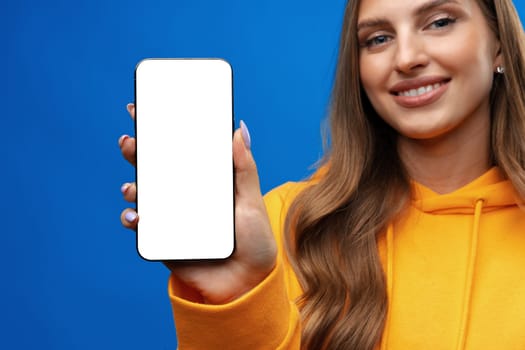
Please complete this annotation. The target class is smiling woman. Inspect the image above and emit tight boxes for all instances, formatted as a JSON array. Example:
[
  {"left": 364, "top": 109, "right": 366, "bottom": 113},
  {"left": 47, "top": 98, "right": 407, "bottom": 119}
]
[
  {"left": 119, "top": 0, "right": 525, "bottom": 349},
  {"left": 358, "top": 0, "right": 500, "bottom": 190}
]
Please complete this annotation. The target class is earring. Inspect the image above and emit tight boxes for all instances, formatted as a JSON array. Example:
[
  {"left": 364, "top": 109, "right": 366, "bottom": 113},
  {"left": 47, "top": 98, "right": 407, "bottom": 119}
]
[{"left": 496, "top": 66, "right": 505, "bottom": 74}]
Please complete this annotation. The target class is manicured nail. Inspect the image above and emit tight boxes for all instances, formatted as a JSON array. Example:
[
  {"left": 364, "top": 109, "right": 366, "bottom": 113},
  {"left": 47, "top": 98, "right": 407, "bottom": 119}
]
[
  {"left": 119, "top": 134, "right": 129, "bottom": 147},
  {"left": 121, "top": 183, "right": 130, "bottom": 194},
  {"left": 240, "top": 120, "right": 251, "bottom": 150},
  {"left": 125, "top": 211, "right": 137, "bottom": 223}
]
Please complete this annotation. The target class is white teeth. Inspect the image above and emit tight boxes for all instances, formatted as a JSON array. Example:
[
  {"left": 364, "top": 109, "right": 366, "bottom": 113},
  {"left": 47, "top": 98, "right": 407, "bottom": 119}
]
[{"left": 398, "top": 82, "right": 443, "bottom": 97}]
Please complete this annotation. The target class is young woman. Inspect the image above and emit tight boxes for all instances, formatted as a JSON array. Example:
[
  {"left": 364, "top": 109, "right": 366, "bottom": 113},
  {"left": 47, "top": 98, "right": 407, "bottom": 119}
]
[{"left": 119, "top": 0, "right": 525, "bottom": 348}]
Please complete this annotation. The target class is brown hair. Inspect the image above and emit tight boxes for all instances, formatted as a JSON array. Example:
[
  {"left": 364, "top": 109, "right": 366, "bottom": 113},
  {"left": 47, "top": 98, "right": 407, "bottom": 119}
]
[
  {"left": 482, "top": 0, "right": 525, "bottom": 199},
  {"left": 285, "top": 0, "right": 525, "bottom": 349}
]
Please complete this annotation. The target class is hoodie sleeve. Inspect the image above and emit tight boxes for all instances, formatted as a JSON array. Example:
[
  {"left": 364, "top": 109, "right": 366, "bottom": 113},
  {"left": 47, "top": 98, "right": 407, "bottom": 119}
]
[{"left": 168, "top": 182, "right": 304, "bottom": 350}]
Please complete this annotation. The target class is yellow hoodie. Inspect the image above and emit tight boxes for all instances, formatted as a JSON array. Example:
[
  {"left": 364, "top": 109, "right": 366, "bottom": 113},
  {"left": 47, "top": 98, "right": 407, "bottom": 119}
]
[{"left": 169, "top": 167, "right": 525, "bottom": 349}]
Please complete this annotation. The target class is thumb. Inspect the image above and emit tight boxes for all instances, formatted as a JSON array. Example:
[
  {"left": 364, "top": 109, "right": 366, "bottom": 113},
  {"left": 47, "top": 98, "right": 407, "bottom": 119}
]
[{"left": 233, "top": 121, "right": 262, "bottom": 199}]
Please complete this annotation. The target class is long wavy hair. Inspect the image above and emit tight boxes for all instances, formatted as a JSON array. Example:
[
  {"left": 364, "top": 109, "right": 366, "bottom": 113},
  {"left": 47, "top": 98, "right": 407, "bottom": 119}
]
[{"left": 284, "top": 0, "right": 525, "bottom": 349}]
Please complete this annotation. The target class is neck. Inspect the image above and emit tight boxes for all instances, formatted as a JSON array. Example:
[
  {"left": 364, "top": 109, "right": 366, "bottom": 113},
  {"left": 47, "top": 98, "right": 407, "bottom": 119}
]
[{"left": 398, "top": 117, "right": 492, "bottom": 194}]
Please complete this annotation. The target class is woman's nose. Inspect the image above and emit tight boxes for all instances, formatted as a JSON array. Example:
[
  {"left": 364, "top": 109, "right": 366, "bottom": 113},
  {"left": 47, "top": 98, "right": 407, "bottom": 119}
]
[{"left": 394, "top": 32, "right": 430, "bottom": 74}]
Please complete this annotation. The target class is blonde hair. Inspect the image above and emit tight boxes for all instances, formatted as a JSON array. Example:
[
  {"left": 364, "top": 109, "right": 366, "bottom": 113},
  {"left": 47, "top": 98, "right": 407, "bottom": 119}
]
[{"left": 285, "top": 0, "right": 525, "bottom": 349}]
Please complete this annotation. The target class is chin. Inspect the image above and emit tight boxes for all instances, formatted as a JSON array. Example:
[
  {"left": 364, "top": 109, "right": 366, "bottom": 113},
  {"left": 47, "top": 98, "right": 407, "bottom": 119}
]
[{"left": 394, "top": 125, "right": 452, "bottom": 141}]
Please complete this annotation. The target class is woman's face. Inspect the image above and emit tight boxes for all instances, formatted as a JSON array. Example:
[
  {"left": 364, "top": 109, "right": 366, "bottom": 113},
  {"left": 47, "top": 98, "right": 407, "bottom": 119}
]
[{"left": 358, "top": 0, "right": 501, "bottom": 140}]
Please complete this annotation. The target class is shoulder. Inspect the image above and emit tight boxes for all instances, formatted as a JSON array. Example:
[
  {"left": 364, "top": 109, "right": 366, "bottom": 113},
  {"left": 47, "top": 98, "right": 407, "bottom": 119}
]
[
  {"left": 264, "top": 181, "right": 306, "bottom": 207},
  {"left": 263, "top": 165, "right": 327, "bottom": 211},
  {"left": 263, "top": 179, "right": 316, "bottom": 216},
  {"left": 262, "top": 175, "right": 320, "bottom": 242}
]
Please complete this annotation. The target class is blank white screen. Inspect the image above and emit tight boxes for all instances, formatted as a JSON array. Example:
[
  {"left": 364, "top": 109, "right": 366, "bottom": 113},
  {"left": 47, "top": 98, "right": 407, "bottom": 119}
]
[{"left": 135, "top": 59, "right": 234, "bottom": 260}]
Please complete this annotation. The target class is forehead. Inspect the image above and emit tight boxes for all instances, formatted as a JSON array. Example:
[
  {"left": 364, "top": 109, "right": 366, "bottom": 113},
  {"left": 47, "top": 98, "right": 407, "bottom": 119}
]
[{"left": 357, "top": 0, "right": 475, "bottom": 19}]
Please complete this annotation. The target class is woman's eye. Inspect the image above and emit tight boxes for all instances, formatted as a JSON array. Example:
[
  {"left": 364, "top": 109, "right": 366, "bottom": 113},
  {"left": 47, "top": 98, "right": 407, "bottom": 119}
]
[
  {"left": 365, "top": 35, "right": 391, "bottom": 48},
  {"left": 428, "top": 17, "right": 456, "bottom": 29}
]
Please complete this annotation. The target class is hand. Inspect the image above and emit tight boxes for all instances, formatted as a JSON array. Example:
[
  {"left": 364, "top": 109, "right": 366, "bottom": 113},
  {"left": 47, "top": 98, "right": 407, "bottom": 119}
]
[{"left": 119, "top": 103, "right": 277, "bottom": 304}]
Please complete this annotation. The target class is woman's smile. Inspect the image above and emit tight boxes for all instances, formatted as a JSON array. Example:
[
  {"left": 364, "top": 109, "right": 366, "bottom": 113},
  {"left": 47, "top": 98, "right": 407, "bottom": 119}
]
[{"left": 390, "top": 77, "right": 451, "bottom": 108}]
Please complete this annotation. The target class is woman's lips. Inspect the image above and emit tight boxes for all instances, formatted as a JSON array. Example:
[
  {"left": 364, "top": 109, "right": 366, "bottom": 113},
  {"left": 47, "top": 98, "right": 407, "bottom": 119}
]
[{"left": 391, "top": 79, "right": 450, "bottom": 108}]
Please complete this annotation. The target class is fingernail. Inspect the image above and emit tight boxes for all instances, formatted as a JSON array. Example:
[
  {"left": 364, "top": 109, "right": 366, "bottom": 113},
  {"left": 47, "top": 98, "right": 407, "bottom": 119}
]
[
  {"left": 121, "top": 183, "right": 130, "bottom": 194},
  {"left": 125, "top": 211, "right": 137, "bottom": 223},
  {"left": 119, "top": 134, "right": 129, "bottom": 147},
  {"left": 240, "top": 120, "right": 251, "bottom": 150}
]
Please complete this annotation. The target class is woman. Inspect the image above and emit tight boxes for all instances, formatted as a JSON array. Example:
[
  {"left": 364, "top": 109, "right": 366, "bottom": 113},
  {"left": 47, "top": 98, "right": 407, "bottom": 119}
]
[{"left": 119, "top": 0, "right": 525, "bottom": 348}]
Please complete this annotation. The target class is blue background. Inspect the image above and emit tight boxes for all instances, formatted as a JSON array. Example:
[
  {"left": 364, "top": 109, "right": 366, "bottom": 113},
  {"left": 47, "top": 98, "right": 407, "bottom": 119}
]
[{"left": 4, "top": 0, "right": 524, "bottom": 348}]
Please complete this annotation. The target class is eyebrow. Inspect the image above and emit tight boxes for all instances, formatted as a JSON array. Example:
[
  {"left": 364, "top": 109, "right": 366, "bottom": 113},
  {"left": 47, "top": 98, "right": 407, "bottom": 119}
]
[{"left": 357, "top": 0, "right": 461, "bottom": 32}]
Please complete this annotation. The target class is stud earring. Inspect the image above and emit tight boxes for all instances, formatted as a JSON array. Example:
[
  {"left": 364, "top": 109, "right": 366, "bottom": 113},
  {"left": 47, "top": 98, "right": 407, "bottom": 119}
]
[{"left": 496, "top": 66, "right": 505, "bottom": 74}]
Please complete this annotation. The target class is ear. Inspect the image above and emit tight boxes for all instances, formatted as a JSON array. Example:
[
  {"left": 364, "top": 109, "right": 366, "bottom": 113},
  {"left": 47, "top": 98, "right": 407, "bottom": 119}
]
[{"left": 493, "top": 42, "right": 504, "bottom": 72}]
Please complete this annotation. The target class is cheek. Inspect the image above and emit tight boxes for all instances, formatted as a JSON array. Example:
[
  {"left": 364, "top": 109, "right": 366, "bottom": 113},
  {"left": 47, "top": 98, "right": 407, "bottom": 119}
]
[
  {"left": 359, "top": 54, "right": 388, "bottom": 104},
  {"left": 359, "top": 56, "right": 394, "bottom": 126},
  {"left": 359, "top": 54, "right": 374, "bottom": 93},
  {"left": 432, "top": 28, "right": 495, "bottom": 80}
]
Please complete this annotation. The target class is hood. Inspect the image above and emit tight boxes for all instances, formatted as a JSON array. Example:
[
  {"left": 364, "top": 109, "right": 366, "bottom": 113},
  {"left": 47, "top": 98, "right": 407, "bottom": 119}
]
[{"left": 410, "top": 167, "right": 522, "bottom": 214}]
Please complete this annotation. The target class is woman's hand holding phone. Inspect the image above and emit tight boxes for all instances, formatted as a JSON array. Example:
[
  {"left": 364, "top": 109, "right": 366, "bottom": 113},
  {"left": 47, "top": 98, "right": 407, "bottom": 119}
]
[{"left": 119, "top": 103, "right": 277, "bottom": 304}]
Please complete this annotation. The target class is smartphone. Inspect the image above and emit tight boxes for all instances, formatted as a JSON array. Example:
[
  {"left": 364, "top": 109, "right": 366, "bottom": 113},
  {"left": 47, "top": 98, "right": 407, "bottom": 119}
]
[{"left": 134, "top": 58, "right": 235, "bottom": 261}]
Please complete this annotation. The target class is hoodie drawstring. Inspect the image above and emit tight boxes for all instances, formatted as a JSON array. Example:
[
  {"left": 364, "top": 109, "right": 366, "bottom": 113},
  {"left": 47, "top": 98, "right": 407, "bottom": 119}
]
[
  {"left": 381, "top": 199, "right": 484, "bottom": 350},
  {"left": 380, "top": 224, "right": 395, "bottom": 350},
  {"left": 455, "top": 198, "right": 484, "bottom": 350}
]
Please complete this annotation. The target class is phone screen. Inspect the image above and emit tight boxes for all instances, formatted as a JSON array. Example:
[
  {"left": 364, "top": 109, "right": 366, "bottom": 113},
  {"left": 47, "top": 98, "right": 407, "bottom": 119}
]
[{"left": 135, "top": 58, "right": 235, "bottom": 261}]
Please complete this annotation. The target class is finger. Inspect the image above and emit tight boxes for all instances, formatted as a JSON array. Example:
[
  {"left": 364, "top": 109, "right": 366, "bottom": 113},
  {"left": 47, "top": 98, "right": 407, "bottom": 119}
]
[
  {"left": 126, "top": 103, "right": 135, "bottom": 120},
  {"left": 120, "top": 208, "right": 139, "bottom": 230},
  {"left": 121, "top": 182, "right": 137, "bottom": 203},
  {"left": 119, "top": 134, "right": 136, "bottom": 167},
  {"left": 233, "top": 120, "right": 263, "bottom": 200}
]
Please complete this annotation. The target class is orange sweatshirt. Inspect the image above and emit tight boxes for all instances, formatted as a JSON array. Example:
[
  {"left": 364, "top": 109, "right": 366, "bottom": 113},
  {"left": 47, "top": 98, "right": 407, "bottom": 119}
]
[{"left": 169, "top": 167, "right": 525, "bottom": 349}]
